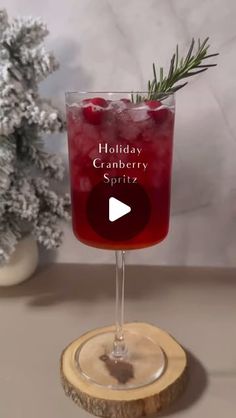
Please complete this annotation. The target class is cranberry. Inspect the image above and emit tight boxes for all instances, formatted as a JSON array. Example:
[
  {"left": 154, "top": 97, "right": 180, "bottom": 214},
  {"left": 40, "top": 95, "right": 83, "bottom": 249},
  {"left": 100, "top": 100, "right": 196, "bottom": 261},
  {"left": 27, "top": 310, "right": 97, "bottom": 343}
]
[
  {"left": 146, "top": 100, "right": 169, "bottom": 124},
  {"left": 82, "top": 97, "right": 108, "bottom": 125}
]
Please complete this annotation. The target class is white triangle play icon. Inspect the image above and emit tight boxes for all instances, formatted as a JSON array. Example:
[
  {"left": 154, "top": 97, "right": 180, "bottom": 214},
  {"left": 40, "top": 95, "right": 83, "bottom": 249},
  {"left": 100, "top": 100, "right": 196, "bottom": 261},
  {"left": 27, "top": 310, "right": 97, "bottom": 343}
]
[{"left": 109, "top": 197, "right": 131, "bottom": 222}]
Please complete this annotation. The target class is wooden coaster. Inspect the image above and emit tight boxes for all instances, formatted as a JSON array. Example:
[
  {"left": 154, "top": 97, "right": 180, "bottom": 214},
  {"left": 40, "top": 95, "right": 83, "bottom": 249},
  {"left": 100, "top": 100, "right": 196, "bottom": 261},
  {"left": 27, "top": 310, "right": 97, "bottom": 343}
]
[{"left": 60, "top": 322, "right": 187, "bottom": 418}]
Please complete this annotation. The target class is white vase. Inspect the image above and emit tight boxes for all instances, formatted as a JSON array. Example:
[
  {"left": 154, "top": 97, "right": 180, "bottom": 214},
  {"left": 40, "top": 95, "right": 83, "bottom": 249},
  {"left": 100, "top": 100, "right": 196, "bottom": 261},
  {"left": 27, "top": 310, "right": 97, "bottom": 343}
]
[{"left": 0, "top": 235, "right": 38, "bottom": 286}]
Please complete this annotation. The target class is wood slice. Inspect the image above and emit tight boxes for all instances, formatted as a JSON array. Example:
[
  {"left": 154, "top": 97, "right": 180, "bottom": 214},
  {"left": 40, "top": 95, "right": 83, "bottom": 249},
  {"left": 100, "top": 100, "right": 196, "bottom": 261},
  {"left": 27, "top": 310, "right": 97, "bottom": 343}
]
[{"left": 60, "top": 322, "right": 187, "bottom": 418}]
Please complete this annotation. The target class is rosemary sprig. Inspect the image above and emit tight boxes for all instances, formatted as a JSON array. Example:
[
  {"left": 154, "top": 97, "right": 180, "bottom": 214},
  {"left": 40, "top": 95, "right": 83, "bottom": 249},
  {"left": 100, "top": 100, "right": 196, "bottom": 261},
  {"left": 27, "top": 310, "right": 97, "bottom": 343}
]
[{"left": 133, "top": 37, "right": 219, "bottom": 103}]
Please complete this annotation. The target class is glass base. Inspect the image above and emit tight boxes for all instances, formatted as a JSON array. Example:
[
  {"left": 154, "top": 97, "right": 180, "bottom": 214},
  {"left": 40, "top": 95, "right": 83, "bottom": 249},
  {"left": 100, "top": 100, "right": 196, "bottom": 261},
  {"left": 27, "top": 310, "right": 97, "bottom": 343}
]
[{"left": 75, "top": 330, "right": 166, "bottom": 389}]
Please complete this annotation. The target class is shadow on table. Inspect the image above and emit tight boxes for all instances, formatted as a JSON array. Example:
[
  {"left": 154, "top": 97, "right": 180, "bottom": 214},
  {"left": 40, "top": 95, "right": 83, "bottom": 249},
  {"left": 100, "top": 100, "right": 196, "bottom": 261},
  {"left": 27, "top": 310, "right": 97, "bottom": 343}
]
[
  {"left": 0, "top": 264, "right": 235, "bottom": 308},
  {"left": 155, "top": 350, "right": 208, "bottom": 417}
]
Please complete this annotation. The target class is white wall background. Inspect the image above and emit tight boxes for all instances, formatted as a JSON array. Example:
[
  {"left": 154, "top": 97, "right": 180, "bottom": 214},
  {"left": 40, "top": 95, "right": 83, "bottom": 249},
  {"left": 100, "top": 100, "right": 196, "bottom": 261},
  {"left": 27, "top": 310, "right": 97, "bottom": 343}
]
[{"left": 2, "top": 0, "right": 236, "bottom": 266}]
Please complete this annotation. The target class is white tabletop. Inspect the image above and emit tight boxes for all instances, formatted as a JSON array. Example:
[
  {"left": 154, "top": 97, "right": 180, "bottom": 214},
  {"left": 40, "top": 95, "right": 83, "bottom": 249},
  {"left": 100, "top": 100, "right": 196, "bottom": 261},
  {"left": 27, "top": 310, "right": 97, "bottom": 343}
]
[{"left": 0, "top": 264, "right": 235, "bottom": 418}]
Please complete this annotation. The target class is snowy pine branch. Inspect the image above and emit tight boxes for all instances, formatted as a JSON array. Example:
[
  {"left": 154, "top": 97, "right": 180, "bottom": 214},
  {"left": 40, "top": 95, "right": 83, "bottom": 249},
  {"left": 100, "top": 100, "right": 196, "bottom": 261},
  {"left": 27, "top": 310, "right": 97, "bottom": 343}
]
[
  {"left": 0, "top": 9, "right": 70, "bottom": 264},
  {"left": 33, "top": 212, "right": 64, "bottom": 249},
  {"left": 27, "top": 144, "right": 65, "bottom": 180},
  {"left": 3, "top": 16, "right": 48, "bottom": 49},
  {"left": 0, "top": 9, "right": 8, "bottom": 39},
  {"left": 0, "top": 219, "right": 21, "bottom": 263},
  {"left": 0, "top": 136, "right": 15, "bottom": 194},
  {"left": 33, "top": 178, "right": 71, "bottom": 219}
]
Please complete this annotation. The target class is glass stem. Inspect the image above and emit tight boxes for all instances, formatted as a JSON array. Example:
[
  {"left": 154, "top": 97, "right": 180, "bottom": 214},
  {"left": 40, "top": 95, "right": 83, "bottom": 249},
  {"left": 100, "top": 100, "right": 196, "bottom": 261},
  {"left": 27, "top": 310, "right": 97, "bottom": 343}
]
[{"left": 112, "top": 250, "right": 127, "bottom": 359}]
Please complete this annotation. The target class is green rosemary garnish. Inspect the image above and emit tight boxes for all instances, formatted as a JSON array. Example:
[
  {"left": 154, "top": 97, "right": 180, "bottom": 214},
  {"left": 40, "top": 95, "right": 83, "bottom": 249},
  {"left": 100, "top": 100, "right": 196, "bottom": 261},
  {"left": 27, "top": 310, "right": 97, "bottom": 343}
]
[{"left": 133, "top": 37, "right": 219, "bottom": 103}]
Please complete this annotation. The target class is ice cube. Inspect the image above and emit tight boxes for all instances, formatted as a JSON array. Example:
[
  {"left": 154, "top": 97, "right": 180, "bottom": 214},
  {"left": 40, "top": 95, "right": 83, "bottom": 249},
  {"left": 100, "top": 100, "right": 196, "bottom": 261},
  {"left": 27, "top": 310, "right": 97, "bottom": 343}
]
[
  {"left": 110, "top": 100, "right": 128, "bottom": 113},
  {"left": 82, "top": 122, "right": 99, "bottom": 141},
  {"left": 117, "top": 110, "right": 140, "bottom": 141},
  {"left": 129, "top": 104, "right": 150, "bottom": 122},
  {"left": 79, "top": 176, "right": 92, "bottom": 192},
  {"left": 67, "top": 104, "right": 82, "bottom": 121}
]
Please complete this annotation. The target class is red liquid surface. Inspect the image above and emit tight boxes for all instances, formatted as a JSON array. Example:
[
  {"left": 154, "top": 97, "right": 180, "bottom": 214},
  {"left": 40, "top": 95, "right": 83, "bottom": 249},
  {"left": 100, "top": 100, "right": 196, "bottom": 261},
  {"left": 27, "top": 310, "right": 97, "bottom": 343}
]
[{"left": 67, "top": 99, "right": 175, "bottom": 250}]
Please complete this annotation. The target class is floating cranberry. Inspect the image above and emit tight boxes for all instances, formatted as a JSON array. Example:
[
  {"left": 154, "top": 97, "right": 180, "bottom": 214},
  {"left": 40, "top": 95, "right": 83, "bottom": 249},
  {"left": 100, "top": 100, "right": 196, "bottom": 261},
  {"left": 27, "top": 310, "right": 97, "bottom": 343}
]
[
  {"left": 146, "top": 100, "right": 169, "bottom": 124},
  {"left": 82, "top": 97, "right": 108, "bottom": 125}
]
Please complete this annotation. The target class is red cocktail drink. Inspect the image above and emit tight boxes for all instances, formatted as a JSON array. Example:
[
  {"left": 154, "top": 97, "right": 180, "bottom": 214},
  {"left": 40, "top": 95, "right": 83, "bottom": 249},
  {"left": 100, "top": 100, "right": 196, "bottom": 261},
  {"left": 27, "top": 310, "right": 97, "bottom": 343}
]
[
  {"left": 66, "top": 94, "right": 175, "bottom": 250},
  {"left": 66, "top": 91, "right": 175, "bottom": 389},
  {"left": 63, "top": 37, "right": 218, "bottom": 394}
]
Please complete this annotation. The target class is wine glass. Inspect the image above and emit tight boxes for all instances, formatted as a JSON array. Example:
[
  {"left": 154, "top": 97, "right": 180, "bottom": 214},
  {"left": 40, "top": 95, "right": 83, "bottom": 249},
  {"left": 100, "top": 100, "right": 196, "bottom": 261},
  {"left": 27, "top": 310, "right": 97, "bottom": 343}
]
[{"left": 65, "top": 91, "right": 175, "bottom": 389}]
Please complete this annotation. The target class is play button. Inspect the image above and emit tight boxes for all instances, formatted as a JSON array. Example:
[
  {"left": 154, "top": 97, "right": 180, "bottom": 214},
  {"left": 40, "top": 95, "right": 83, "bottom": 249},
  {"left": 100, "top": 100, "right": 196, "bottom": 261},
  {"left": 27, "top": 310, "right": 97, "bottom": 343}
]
[
  {"left": 109, "top": 197, "right": 131, "bottom": 222},
  {"left": 87, "top": 180, "right": 151, "bottom": 242}
]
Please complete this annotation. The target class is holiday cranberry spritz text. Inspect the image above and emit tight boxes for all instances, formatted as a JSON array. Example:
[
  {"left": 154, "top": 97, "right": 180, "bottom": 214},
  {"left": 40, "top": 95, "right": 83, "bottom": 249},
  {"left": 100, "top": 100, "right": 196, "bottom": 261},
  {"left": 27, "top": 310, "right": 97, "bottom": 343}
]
[{"left": 67, "top": 95, "right": 175, "bottom": 250}]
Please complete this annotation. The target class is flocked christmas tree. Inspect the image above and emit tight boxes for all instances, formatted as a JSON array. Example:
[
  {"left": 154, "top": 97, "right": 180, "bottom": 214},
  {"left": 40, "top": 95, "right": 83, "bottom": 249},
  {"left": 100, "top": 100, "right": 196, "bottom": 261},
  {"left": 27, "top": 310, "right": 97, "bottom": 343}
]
[{"left": 0, "top": 9, "right": 70, "bottom": 264}]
